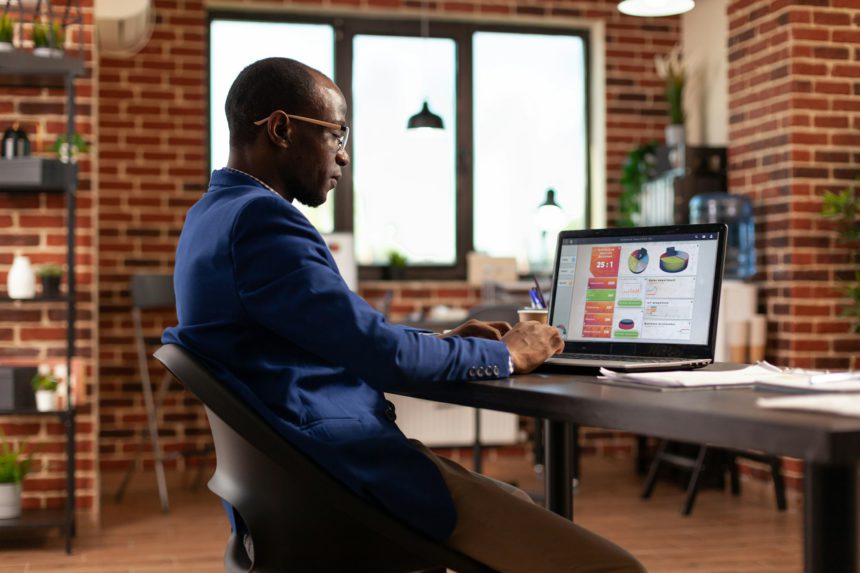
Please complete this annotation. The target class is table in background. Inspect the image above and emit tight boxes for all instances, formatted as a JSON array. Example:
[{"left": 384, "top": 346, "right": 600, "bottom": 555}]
[{"left": 389, "top": 363, "right": 860, "bottom": 573}]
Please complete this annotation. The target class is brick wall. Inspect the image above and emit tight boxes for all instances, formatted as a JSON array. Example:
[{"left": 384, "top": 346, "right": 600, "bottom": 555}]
[
  {"left": 95, "top": 0, "right": 679, "bottom": 480},
  {"left": 0, "top": 1, "right": 98, "bottom": 515},
  {"left": 727, "top": 0, "right": 860, "bottom": 371}
]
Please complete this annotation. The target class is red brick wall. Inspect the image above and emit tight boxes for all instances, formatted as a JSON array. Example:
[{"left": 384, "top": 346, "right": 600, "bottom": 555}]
[
  {"left": 727, "top": 0, "right": 860, "bottom": 371},
  {"left": 0, "top": 1, "right": 98, "bottom": 514},
  {"left": 95, "top": 0, "right": 680, "bottom": 477}
]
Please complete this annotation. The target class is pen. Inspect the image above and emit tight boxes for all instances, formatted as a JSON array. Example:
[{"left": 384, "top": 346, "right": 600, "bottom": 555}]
[
  {"left": 528, "top": 289, "right": 541, "bottom": 309},
  {"left": 532, "top": 276, "right": 546, "bottom": 309}
]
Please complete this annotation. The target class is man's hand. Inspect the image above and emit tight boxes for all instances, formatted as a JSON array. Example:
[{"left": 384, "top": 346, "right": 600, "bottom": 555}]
[
  {"left": 501, "top": 321, "right": 565, "bottom": 374},
  {"left": 438, "top": 319, "right": 512, "bottom": 341}
]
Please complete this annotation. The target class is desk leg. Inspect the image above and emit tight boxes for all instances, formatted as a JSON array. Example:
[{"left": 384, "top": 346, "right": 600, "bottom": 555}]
[
  {"left": 543, "top": 420, "right": 573, "bottom": 520},
  {"left": 804, "top": 462, "right": 857, "bottom": 572}
]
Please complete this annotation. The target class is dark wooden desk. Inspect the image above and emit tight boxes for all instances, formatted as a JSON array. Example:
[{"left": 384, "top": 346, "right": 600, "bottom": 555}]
[{"left": 390, "top": 364, "right": 860, "bottom": 573}]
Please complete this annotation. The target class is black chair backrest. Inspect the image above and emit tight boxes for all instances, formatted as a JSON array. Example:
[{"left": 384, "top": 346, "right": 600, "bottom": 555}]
[
  {"left": 466, "top": 303, "right": 520, "bottom": 325},
  {"left": 131, "top": 274, "right": 175, "bottom": 310},
  {"left": 153, "top": 344, "right": 496, "bottom": 573}
]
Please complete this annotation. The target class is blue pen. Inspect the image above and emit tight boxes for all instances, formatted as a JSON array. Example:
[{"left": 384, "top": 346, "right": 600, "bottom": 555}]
[{"left": 529, "top": 289, "right": 542, "bottom": 309}]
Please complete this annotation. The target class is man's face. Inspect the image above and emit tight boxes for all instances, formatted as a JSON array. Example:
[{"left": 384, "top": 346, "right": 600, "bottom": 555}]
[{"left": 283, "top": 79, "right": 350, "bottom": 208}]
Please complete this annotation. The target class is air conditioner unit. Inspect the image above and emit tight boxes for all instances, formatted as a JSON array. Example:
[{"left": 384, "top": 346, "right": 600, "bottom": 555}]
[{"left": 94, "top": 0, "right": 153, "bottom": 56}]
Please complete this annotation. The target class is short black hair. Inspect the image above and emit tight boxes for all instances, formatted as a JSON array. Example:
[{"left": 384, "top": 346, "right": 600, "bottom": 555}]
[{"left": 225, "top": 57, "right": 319, "bottom": 148}]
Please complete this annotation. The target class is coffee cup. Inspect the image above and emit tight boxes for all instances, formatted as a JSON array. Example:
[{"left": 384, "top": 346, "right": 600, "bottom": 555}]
[{"left": 517, "top": 308, "right": 548, "bottom": 324}]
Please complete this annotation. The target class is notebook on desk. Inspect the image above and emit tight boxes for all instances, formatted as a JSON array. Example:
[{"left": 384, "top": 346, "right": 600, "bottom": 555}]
[{"left": 545, "top": 224, "right": 727, "bottom": 372}]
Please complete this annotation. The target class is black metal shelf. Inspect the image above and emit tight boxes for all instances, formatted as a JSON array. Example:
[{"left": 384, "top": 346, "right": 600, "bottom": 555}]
[
  {"left": 0, "top": 508, "right": 67, "bottom": 530},
  {"left": 0, "top": 295, "right": 68, "bottom": 303},
  {"left": 0, "top": 52, "right": 84, "bottom": 87},
  {"left": 0, "top": 407, "right": 75, "bottom": 418},
  {"left": 0, "top": 43, "right": 80, "bottom": 556}
]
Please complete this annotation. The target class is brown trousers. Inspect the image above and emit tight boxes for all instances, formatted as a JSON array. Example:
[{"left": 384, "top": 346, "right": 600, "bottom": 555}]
[{"left": 413, "top": 441, "right": 646, "bottom": 573}]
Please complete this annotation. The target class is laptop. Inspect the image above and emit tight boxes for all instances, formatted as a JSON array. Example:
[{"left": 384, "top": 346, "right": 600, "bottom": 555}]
[{"left": 545, "top": 223, "right": 727, "bottom": 372}]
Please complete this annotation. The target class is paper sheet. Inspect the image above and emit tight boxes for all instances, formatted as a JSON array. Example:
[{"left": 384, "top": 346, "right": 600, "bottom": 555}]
[
  {"left": 598, "top": 364, "right": 776, "bottom": 388},
  {"left": 757, "top": 394, "right": 860, "bottom": 418},
  {"left": 599, "top": 363, "right": 860, "bottom": 391}
]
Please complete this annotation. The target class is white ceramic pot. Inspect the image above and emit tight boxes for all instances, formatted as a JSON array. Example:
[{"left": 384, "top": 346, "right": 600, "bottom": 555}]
[
  {"left": 0, "top": 483, "right": 21, "bottom": 520},
  {"left": 35, "top": 390, "right": 57, "bottom": 412},
  {"left": 665, "top": 124, "right": 686, "bottom": 147},
  {"left": 7, "top": 255, "right": 35, "bottom": 299},
  {"left": 32, "top": 47, "right": 63, "bottom": 58}
]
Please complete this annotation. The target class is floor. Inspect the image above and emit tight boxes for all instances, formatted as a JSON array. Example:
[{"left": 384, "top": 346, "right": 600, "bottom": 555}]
[{"left": 0, "top": 453, "right": 803, "bottom": 572}]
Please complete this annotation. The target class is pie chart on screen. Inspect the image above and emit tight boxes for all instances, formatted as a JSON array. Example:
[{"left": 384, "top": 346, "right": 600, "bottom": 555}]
[
  {"left": 660, "top": 247, "right": 690, "bottom": 273},
  {"left": 628, "top": 248, "right": 649, "bottom": 274}
]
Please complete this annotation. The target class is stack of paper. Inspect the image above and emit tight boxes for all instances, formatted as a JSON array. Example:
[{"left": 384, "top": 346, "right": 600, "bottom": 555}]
[
  {"left": 598, "top": 361, "right": 860, "bottom": 392},
  {"left": 598, "top": 364, "right": 776, "bottom": 389},
  {"left": 757, "top": 394, "right": 860, "bottom": 417}
]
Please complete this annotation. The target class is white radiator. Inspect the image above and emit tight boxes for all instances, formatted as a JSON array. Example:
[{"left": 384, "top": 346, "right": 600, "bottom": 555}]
[{"left": 385, "top": 394, "right": 520, "bottom": 447}]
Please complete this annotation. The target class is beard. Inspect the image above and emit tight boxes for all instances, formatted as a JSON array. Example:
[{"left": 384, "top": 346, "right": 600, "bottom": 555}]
[{"left": 292, "top": 185, "right": 329, "bottom": 208}]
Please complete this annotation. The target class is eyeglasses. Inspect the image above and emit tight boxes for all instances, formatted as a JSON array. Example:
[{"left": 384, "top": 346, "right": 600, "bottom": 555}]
[{"left": 253, "top": 111, "right": 349, "bottom": 151}]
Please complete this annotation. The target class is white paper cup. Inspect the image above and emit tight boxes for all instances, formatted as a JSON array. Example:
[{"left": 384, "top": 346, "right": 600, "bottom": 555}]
[{"left": 517, "top": 309, "right": 548, "bottom": 324}]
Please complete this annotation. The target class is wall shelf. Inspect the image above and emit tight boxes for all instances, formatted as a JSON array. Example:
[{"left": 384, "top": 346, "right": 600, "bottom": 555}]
[{"left": 0, "top": 46, "right": 80, "bottom": 556}]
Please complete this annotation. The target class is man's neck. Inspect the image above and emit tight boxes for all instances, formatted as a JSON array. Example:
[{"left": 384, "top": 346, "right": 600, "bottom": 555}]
[{"left": 226, "top": 151, "right": 290, "bottom": 201}]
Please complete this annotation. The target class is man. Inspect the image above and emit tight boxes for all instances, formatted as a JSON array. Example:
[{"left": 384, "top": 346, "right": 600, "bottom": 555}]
[{"left": 163, "top": 57, "right": 644, "bottom": 572}]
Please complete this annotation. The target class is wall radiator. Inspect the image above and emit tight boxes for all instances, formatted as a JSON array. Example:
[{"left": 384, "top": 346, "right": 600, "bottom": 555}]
[{"left": 385, "top": 394, "right": 520, "bottom": 447}]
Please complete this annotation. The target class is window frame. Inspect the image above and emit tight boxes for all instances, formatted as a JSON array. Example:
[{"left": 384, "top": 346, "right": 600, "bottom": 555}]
[{"left": 208, "top": 10, "right": 592, "bottom": 281}]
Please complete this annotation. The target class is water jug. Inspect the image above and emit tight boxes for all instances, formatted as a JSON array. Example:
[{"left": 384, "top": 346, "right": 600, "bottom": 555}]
[{"left": 689, "top": 192, "right": 756, "bottom": 279}]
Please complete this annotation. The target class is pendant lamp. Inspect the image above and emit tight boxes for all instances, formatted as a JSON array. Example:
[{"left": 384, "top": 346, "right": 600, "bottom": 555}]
[
  {"left": 407, "top": 100, "right": 444, "bottom": 130},
  {"left": 617, "top": 0, "right": 694, "bottom": 17},
  {"left": 406, "top": 4, "right": 445, "bottom": 131}
]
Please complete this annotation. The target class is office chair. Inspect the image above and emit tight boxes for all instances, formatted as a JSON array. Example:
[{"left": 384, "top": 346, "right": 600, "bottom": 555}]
[
  {"left": 641, "top": 440, "right": 787, "bottom": 516},
  {"left": 153, "top": 344, "right": 497, "bottom": 573},
  {"left": 115, "top": 274, "right": 211, "bottom": 513}
]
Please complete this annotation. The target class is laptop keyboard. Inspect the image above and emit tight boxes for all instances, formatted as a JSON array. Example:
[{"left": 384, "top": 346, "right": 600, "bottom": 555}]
[{"left": 557, "top": 353, "right": 682, "bottom": 363}]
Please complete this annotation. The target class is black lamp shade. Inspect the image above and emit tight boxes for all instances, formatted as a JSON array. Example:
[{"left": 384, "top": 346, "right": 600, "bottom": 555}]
[
  {"left": 540, "top": 188, "right": 561, "bottom": 208},
  {"left": 407, "top": 101, "right": 445, "bottom": 130}
]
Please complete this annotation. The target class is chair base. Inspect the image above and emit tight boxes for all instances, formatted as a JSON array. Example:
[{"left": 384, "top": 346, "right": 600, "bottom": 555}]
[{"left": 641, "top": 440, "right": 787, "bottom": 516}]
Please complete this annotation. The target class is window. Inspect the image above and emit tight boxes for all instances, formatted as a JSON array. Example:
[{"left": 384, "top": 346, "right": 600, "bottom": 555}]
[
  {"left": 209, "top": 19, "right": 335, "bottom": 232},
  {"left": 209, "top": 14, "right": 590, "bottom": 279},
  {"left": 352, "top": 35, "right": 457, "bottom": 265}
]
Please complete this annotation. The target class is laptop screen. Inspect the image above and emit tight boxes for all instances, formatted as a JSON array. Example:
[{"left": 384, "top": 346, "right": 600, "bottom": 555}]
[{"left": 549, "top": 224, "right": 727, "bottom": 358}]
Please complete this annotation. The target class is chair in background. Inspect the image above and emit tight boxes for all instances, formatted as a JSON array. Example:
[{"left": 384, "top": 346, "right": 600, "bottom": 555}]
[
  {"left": 115, "top": 274, "right": 211, "bottom": 513},
  {"left": 154, "top": 344, "right": 496, "bottom": 573},
  {"left": 641, "top": 440, "right": 787, "bottom": 516}
]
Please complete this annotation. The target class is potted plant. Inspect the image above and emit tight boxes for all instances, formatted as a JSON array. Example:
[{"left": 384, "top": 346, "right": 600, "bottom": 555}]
[
  {"left": 655, "top": 45, "right": 685, "bottom": 146},
  {"left": 52, "top": 133, "right": 89, "bottom": 164},
  {"left": 36, "top": 263, "right": 63, "bottom": 299},
  {"left": 821, "top": 181, "right": 860, "bottom": 333},
  {"left": 619, "top": 142, "right": 657, "bottom": 227},
  {"left": 31, "top": 366, "right": 59, "bottom": 412},
  {"left": 0, "top": 14, "right": 15, "bottom": 52},
  {"left": 385, "top": 250, "right": 407, "bottom": 281},
  {"left": 0, "top": 432, "right": 33, "bottom": 520},
  {"left": 31, "top": 20, "right": 64, "bottom": 58}
]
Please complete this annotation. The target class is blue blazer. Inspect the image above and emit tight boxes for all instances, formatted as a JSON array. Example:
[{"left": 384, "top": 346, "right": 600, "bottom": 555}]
[{"left": 163, "top": 168, "right": 511, "bottom": 541}]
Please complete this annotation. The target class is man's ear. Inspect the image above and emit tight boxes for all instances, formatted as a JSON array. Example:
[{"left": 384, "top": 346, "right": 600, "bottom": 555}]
[
  {"left": 276, "top": 124, "right": 292, "bottom": 145},
  {"left": 269, "top": 114, "right": 292, "bottom": 147}
]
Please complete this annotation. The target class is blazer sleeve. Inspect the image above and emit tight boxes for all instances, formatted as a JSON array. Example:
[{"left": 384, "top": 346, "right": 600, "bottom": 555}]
[{"left": 230, "top": 195, "right": 512, "bottom": 390}]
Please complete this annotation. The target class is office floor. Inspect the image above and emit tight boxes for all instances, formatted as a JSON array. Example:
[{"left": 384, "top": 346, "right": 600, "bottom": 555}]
[{"left": 0, "top": 453, "right": 802, "bottom": 573}]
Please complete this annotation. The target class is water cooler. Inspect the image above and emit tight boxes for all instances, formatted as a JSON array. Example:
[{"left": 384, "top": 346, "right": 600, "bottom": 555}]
[{"left": 689, "top": 192, "right": 763, "bottom": 363}]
